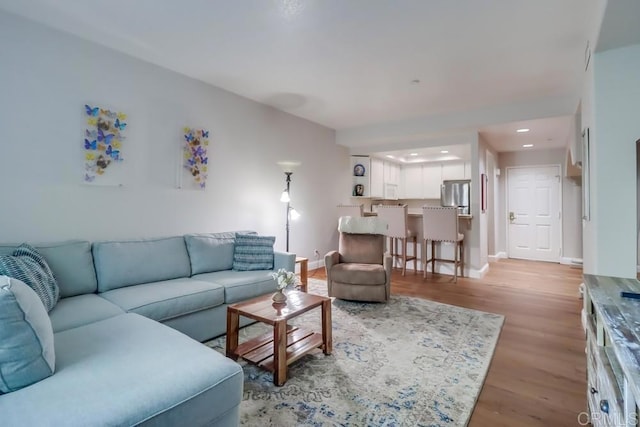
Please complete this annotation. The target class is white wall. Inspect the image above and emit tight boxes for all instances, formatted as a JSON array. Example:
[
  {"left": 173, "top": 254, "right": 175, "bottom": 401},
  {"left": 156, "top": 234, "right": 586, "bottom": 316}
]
[
  {"left": 0, "top": 11, "right": 348, "bottom": 261},
  {"left": 584, "top": 43, "right": 640, "bottom": 277},
  {"left": 497, "top": 149, "right": 583, "bottom": 260}
]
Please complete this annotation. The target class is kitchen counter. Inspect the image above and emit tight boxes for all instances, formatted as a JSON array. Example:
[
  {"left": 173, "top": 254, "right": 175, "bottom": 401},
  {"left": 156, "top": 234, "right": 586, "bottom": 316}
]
[{"left": 364, "top": 211, "right": 473, "bottom": 220}]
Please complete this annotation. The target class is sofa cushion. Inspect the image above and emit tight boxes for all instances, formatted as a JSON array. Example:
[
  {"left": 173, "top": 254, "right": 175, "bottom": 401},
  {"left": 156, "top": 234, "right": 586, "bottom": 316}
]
[
  {"left": 36, "top": 241, "right": 97, "bottom": 298},
  {"left": 94, "top": 237, "right": 191, "bottom": 292},
  {"left": 49, "top": 294, "right": 124, "bottom": 333},
  {"left": 0, "top": 313, "right": 243, "bottom": 426},
  {"left": 184, "top": 234, "right": 235, "bottom": 274},
  {"left": 232, "top": 233, "right": 275, "bottom": 271},
  {"left": 331, "top": 263, "right": 386, "bottom": 285},
  {"left": 0, "top": 241, "right": 97, "bottom": 298},
  {"left": 0, "top": 276, "right": 55, "bottom": 393},
  {"left": 99, "top": 278, "right": 224, "bottom": 322},
  {"left": 0, "top": 244, "right": 59, "bottom": 311},
  {"left": 193, "top": 270, "right": 277, "bottom": 304}
]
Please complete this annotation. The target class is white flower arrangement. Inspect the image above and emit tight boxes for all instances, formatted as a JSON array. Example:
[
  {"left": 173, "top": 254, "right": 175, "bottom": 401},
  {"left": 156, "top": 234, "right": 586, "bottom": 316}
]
[{"left": 270, "top": 268, "right": 298, "bottom": 291}]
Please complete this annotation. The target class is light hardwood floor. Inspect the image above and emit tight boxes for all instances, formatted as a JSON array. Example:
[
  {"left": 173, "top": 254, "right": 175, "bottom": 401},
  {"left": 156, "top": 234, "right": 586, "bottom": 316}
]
[{"left": 311, "top": 258, "right": 586, "bottom": 426}]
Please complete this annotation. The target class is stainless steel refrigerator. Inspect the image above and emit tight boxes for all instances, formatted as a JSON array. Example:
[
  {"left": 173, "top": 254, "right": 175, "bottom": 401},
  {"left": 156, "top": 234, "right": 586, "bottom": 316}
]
[{"left": 441, "top": 180, "right": 471, "bottom": 215}]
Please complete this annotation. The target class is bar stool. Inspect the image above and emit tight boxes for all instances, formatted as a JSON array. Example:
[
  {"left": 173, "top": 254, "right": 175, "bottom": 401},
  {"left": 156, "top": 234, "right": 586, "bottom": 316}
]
[
  {"left": 376, "top": 205, "right": 417, "bottom": 275},
  {"left": 422, "top": 206, "right": 464, "bottom": 282}
]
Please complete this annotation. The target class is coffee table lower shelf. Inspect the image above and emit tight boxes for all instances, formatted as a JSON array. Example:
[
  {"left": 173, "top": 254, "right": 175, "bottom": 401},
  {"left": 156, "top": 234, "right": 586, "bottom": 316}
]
[{"left": 232, "top": 326, "right": 324, "bottom": 372}]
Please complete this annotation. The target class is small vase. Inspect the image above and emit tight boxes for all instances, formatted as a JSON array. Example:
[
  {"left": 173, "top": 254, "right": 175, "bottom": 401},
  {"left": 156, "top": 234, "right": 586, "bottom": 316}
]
[{"left": 272, "top": 289, "right": 287, "bottom": 303}]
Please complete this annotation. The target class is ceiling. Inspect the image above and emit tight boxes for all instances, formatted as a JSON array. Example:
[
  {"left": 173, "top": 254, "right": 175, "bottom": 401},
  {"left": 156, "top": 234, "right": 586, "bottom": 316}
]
[
  {"left": 0, "top": 0, "right": 619, "bottom": 153},
  {"left": 374, "top": 144, "right": 471, "bottom": 164}
]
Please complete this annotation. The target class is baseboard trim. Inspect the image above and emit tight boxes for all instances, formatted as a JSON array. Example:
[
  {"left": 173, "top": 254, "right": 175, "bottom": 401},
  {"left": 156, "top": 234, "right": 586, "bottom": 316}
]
[
  {"left": 488, "top": 252, "right": 507, "bottom": 262},
  {"left": 308, "top": 259, "right": 324, "bottom": 271},
  {"left": 560, "top": 257, "right": 583, "bottom": 266},
  {"left": 402, "top": 262, "right": 489, "bottom": 279},
  {"left": 312, "top": 257, "right": 491, "bottom": 279}
]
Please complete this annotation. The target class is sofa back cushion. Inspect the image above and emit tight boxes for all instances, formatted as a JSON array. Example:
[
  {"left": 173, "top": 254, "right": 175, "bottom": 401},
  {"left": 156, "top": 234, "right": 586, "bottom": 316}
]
[
  {"left": 93, "top": 237, "right": 191, "bottom": 292},
  {"left": 184, "top": 233, "right": 235, "bottom": 275},
  {"left": 0, "top": 241, "right": 97, "bottom": 298}
]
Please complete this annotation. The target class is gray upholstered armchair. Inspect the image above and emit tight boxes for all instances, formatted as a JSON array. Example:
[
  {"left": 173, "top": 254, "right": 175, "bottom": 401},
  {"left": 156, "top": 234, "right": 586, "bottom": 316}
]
[{"left": 325, "top": 217, "right": 392, "bottom": 302}]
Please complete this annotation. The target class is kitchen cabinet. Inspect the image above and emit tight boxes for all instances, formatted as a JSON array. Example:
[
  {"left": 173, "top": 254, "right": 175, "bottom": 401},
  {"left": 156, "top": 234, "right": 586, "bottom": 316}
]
[
  {"left": 384, "top": 161, "right": 400, "bottom": 185},
  {"left": 441, "top": 162, "right": 465, "bottom": 181},
  {"left": 442, "top": 161, "right": 471, "bottom": 181},
  {"left": 464, "top": 161, "right": 472, "bottom": 179},
  {"left": 400, "top": 164, "right": 423, "bottom": 199},
  {"left": 370, "top": 157, "right": 384, "bottom": 198},
  {"left": 422, "top": 163, "right": 442, "bottom": 199}
]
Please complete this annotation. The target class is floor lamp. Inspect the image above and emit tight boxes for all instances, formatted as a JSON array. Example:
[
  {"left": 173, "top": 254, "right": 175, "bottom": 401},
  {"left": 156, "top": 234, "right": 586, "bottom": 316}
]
[{"left": 278, "top": 161, "right": 301, "bottom": 253}]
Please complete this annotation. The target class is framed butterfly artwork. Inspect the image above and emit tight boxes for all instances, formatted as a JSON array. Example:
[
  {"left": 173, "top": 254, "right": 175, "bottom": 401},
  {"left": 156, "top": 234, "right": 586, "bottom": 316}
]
[
  {"left": 83, "top": 104, "right": 128, "bottom": 186},
  {"left": 178, "top": 127, "right": 209, "bottom": 190}
]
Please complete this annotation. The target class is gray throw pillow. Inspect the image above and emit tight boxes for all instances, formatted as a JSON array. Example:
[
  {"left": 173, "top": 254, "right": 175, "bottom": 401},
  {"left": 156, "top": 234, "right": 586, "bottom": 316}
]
[
  {"left": 0, "top": 244, "right": 59, "bottom": 312},
  {"left": 0, "top": 276, "right": 55, "bottom": 393},
  {"left": 232, "top": 233, "right": 276, "bottom": 271}
]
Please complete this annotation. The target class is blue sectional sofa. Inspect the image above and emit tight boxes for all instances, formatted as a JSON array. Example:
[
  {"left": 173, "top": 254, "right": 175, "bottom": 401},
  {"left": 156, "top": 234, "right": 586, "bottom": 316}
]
[{"left": 0, "top": 231, "right": 295, "bottom": 426}]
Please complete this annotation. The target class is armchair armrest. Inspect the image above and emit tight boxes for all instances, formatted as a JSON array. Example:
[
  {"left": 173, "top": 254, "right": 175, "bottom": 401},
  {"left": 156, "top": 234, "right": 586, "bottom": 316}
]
[
  {"left": 274, "top": 251, "right": 295, "bottom": 272},
  {"left": 324, "top": 251, "right": 339, "bottom": 290},
  {"left": 324, "top": 251, "right": 339, "bottom": 271},
  {"left": 383, "top": 251, "right": 393, "bottom": 300}
]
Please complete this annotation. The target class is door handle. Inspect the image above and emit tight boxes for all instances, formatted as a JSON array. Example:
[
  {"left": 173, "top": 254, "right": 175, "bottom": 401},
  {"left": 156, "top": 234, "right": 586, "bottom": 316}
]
[{"left": 509, "top": 212, "right": 516, "bottom": 223}]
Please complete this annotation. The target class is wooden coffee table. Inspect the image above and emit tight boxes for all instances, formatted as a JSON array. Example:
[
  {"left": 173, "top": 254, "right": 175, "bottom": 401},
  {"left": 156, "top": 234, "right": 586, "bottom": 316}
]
[{"left": 226, "top": 290, "right": 332, "bottom": 386}]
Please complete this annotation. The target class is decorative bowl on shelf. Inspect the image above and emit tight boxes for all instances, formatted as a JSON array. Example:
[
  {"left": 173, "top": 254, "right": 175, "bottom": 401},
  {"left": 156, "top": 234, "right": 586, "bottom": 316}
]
[{"left": 353, "top": 163, "right": 365, "bottom": 176}]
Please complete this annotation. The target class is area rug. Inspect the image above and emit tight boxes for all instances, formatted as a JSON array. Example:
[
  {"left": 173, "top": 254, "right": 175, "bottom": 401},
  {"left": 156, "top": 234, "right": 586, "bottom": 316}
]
[{"left": 207, "top": 278, "right": 504, "bottom": 426}]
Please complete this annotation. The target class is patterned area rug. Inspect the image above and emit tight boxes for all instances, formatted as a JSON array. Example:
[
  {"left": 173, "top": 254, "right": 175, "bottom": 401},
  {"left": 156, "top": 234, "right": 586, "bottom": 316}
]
[{"left": 207, "top": 278, "right": 504, "bottom": 426}]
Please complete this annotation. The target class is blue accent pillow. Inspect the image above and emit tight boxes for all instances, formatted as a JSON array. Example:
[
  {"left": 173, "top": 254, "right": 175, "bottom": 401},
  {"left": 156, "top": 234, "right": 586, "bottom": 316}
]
[
  {"left": 232, "top": 233, "right": 276, "bottom": 271},
  {"left": 0, "top": 244, "right": 59, "bottom": 312},
  {"left": 0, "top": 276, "right": 55, "bottom": 393}
]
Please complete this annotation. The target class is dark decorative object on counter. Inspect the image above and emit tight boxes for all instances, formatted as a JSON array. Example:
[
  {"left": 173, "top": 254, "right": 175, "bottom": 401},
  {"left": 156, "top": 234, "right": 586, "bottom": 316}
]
[{"left": 354, "top": 184, "right": 364, "bottom": 197}]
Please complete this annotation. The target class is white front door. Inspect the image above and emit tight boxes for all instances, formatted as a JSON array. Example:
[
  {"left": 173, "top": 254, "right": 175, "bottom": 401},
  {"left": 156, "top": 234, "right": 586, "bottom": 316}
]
[{"left": 507, "top": 166, "right": 561, "bottom": 262}]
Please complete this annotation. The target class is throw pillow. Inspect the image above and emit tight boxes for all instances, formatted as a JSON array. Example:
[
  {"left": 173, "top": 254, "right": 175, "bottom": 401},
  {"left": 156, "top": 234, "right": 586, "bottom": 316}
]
[
  {"left": 232, "top": 233, "right": 276, "bottom": 271},
  {"left": 0, "top": 244, "right": 59, "bottom": 312},
  {"left": 0, "top": 276, "right": 55, "bottom": 393}
]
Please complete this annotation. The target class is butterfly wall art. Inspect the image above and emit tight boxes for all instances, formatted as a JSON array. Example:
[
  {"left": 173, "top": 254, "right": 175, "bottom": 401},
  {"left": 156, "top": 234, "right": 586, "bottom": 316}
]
[
  {"left": 181, "top": 127, "right": 209, "bottom": 190},
  {"left": 83, "top": 104, "right": 128, "bottom": 184}
]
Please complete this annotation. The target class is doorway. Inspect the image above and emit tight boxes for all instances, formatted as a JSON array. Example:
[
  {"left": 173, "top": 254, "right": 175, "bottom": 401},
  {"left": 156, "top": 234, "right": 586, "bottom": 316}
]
[{"left": 507, "top": 165, "right": 562, "bottom": 262}]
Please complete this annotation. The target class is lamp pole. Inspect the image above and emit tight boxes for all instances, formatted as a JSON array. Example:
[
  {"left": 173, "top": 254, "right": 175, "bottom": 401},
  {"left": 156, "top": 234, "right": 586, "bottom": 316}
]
[{"left": 284, "top": 172, "right": 292, "bottom": 252}]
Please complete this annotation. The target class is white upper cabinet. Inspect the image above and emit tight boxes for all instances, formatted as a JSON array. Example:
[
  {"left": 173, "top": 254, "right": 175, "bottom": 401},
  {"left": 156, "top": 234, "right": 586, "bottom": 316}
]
[
  {"left": 441, "top": 162, "right": 466, "bottom": 181},
  {"left": 383, "top": 161, "right": 400, "bottom": 185},
  {"left": 400, "top": 164, "right": 423, "bottom": 199},
  {"left": 464, "top": 161, "right": 472, "bottom": 179},
  {"left": 370, "top": 157, "right": 384, "bottom": 198},
  {"left": 422, "top": 163, "right": 442, "bottom": 199}
]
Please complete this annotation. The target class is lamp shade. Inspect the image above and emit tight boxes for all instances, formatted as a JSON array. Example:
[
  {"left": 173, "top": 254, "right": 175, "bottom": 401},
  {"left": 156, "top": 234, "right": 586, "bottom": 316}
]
[
  {"left": 280, "top": 190, "right": 290, "bottom": 203},
  {"left": 276, "top": 161, "right": 301, "bottom": 173}
]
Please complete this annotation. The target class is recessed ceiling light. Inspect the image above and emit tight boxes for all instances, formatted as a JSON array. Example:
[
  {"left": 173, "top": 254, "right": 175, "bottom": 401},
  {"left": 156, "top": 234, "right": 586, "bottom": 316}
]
[
  {"left": 410, "top": 79, "right": 420, "bottom": 85},
  {"left": 409, "top": 153, "right": 418, "bottom": 156},
  {"left": 522, "top": 144, "right": 534, "bottom": 148},
  {"left": 440, "top": 150, "right": 449, "bottom": 154},
  {"left": 516, "top": 128, "right": 530, "bottom": 133},
  {"left": 386, "top": 155, "right": 394, "bottom": 158}
]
